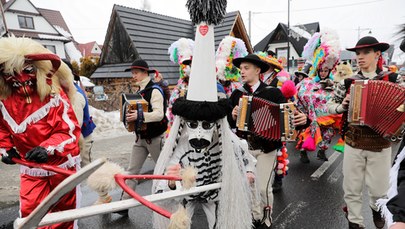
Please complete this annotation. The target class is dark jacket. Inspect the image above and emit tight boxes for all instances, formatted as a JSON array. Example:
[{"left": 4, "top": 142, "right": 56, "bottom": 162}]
[
  {"left": 228, "top": 81, "right": 308, "bottom": 153},
  {"left": 138, "top": 80, "right": 168, "bottom": 139}
]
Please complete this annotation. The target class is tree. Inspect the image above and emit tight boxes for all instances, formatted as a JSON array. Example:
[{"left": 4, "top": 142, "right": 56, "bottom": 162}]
[
  {"left": 79, "top": 56, "right": 99, "bottom": 77},
  {"left": 71, "top": 60, "right": 80, "bottom": 76}
]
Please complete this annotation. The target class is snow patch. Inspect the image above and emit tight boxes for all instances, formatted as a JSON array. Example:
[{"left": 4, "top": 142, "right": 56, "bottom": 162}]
[
  {"left": 89, "top": 106, "right": 131, "bottom": 140},
  {"left": 65, "top": 42, "right": 82, "bottom": 63},
  {"left": 54, "top": 25, "right": 72, "bottom": 38}
]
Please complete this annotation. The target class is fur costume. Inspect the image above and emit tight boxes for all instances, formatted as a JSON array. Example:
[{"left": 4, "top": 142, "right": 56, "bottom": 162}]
[
  {"left": 333, "top": 61, "right": 353, "bottom": 83},
  {"left": 0, "top": 37, "right": 81, "bottom": 229}
]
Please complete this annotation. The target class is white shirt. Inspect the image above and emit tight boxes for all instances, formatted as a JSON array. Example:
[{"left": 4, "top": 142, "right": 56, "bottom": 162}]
[{"left": 251, "top": 80, "right": 261, "bottom": 93}]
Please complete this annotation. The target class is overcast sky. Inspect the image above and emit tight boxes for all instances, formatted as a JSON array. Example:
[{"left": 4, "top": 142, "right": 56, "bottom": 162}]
[{"left": 31, "top": 0, "right": 405, "bottom": 63}]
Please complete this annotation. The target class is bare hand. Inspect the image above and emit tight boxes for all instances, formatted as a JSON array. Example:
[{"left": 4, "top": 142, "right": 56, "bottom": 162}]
[
  {"left": 390, "top": 222, "right": 405, "bottom": 229},
  {"left": 232, "top": 106, "right": 239, "bottom": 120},
  {"left": 246, "top": 172, "right": 255, "bottom": 184},
  {"left": 342, "top": 94, "right": 351, "bottom": 109},
  {"left": 293, "top": 110, "right": 307, "bottom": 127},
  {"left": 126, "top": 109, "right": 138, "bottom": 122},
  {"left": 166, "top": 164, "right": 181, "bottom": 188}
]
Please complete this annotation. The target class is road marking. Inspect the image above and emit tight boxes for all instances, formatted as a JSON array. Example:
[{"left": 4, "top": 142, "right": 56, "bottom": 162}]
[
  {"left": 310, "top": 151, "right": 341, "bottom": 180},
  {"left": 272, "top": 201, "right": 309, "bottom": 228},
  {"left": 327, "top": 160, "right": 343, "bottom": 184}
]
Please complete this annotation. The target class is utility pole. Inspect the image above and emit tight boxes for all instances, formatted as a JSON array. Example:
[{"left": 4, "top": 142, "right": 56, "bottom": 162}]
[
  {"left": 357, "top": 26, "right": 372, "bottom": 40},
  {"left": 248, "top": 11, "right": 252, "bottom": 41},
  {"left": 287, "top": 0, "right": 290, "bottom": 72}
]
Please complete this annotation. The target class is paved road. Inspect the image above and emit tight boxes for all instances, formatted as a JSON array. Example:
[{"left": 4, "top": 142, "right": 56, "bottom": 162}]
[{"left": 0, "top": 135, "right": 400, "bottom": 228}]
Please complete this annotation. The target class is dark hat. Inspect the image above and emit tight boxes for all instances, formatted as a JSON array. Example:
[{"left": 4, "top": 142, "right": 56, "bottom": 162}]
[
  {"left": 62, "top": 59, "right": 80, "bottom": 81},
  {"left": 182, "top": 58, "right": 192, "bottom": 65},
  {"left": 124, "top": 59, "right": 156, "bottom": 73},
  {"left": 233, "top": 54, "right": 270, "bottom": 73},
  {"left": 346, "top": 36, "right": 390, "bottom": 52},
  {"left": 294, "top": 71, "right": 309, "bottom": 78}
]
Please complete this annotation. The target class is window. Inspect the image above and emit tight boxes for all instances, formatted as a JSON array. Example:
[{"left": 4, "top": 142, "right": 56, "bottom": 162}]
[
  {"left": 18, "top": 15, "right": 34, "bottom": 29},
  {"left": 44, "top": 45, "right": 56, "bottom": 54}
]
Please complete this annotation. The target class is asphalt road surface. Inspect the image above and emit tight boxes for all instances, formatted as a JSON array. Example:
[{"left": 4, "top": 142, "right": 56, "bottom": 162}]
[{"left": 0, "top": 135, "right": 400, "bottom": 229}]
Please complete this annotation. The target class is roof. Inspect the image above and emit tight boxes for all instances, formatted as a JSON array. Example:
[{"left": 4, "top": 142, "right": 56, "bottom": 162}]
[
  {"left": 254, "top": 22, "right": 320, "bottom": 56},
  {"left": 92, "top": 5, "right": 249, "bottom": 85},
  {"left": 78, "top": 41, "right": 102, "bottom": 57},
  {"left": 8, "top": 29, "right": 69, "bottom": 41},
  {"left": 37, "top": 8, "right": 72, "bottom": 35}
]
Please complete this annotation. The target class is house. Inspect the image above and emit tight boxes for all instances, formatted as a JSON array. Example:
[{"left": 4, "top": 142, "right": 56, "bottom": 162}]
[
  {"left": 91, "top": 5, "right": 252, "bottom": 100},
  {"left": 1, "top": 0, "right": 82, "bottom": 62},
  {"left": 78, "top": 41, "right": 103, "bottom": 59},
  {"left": 254, "top": 22, "right": 320, "bottom": 68}
]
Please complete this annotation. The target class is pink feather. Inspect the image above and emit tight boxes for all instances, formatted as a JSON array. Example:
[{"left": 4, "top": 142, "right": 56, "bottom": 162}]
[{"left": 281, "top": 80, "right": 297, "bottom": 98}]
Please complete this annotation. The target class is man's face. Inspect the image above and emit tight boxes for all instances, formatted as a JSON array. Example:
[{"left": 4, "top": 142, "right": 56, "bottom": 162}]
[
  {"left": 239, "top": 62, "right": 260, "bottom": 84},
  {"left": 131, "top": 68, "right": 148, "bottom": 82},
  {"left": 185, "top": 120, "right": 216, "bottom": 151},
  {"left": 355, "top": 48, "right": 380, "bottom": 70}
]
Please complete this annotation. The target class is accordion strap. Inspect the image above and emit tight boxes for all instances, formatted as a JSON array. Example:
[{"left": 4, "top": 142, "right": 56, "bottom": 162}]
[{"left": 345, "top": 125, "right": 391, "bottom": 152}]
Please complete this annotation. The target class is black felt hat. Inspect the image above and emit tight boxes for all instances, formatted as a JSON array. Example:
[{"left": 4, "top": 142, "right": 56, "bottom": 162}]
[
  {"left": 346, "top": 36, "right": 390, "bottom": 52},
  {"left": 124, "top": 59, "right": 156, "bottom": 73},
  {"left": 233, "top": 54, "right": 270, "bottom": 73},
  {"left": 294, "top": 71, "right": 309, "bottom": 79}
]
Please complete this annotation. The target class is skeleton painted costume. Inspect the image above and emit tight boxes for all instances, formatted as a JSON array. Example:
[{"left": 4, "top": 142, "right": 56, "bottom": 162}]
[{"left": 153, "top": 1, "right": 255, "bottom": 228}]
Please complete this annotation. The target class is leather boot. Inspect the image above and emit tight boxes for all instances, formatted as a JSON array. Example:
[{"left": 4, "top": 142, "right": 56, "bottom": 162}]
[
  {"left": 300, "top": 150, "right": 310, "bottom": 163},
  {"left": 348, "top": 221, "right": 365, "bottom": 229},
  {"left": 371, "top": 208, "right": 385, "bottom": 229},
  {"left": 317, "top": 149, "right": 328, "bottom": 161}
]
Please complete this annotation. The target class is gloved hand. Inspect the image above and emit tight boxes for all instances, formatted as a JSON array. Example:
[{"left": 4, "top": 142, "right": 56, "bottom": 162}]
[
  {"left": 1, "top": 148, "right": 21, "bottom": 165},
  {"left": 25, "top": 146, "right": 48, "bottom": 163}
]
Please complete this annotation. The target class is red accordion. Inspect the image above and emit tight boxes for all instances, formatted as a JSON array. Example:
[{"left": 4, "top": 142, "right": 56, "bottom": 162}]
[
  {"left": 348, "top": 80, "right": 405, "bottom": 141},
  {"left": 236, "top": 96, "right": 297, "bottom": 141}
]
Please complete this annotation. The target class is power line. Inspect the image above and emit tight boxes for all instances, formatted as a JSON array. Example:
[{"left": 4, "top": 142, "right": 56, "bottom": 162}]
[{"left": 252, "top": 0, "right": 384, "bottom": 14}]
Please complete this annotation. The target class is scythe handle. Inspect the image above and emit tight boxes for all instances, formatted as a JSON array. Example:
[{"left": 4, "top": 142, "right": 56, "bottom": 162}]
[
  {"left": 11, "top": 158, "right": 75, "bottom": 176},
  {"left": 114, "top": 174, "right": 182, "bottom": 218}
]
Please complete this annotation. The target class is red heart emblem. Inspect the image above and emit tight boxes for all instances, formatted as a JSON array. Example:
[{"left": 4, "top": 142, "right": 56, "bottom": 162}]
[{"left": 199, "top": 25, "right": 209, "bottom": 36}]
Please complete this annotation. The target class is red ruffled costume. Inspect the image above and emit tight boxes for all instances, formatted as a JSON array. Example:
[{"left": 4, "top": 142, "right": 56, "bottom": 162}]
[{"left": 0, "top": 38, "right": 81, "bottom": 229}]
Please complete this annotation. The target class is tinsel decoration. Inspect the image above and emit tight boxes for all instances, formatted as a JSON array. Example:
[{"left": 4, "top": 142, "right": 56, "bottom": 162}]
[
  {"left": 216, "top": 36, "right": 248, "bottom": 81},
  {"left": 186, "top": 0, "right": 227, "bottom": 25}
]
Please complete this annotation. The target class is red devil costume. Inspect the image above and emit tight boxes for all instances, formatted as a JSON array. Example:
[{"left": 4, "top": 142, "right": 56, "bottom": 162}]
[{"left": 0, "top": 37, "right": 81, "bottom": 229}]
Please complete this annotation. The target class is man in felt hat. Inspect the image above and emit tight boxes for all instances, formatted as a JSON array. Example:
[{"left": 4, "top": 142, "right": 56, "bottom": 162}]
[
  {"left": 327, "top": 36, "right": 402, "bottom": 229},
  {"left": 116, "top": 59, "right": 168, "bottom": 216},
  {"left": 229, "top": 53, "right": 310, "bottom": 229}
]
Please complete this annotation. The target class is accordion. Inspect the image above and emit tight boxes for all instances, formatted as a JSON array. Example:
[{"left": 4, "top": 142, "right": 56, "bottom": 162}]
[
  {"left": 348, "top": 80, "right": 405, "bottom": 141},
  {"left": 236, "top": 96, "right": 297, "bottom": 141},
  {"left": 120, "top": 93, "right": 148, "bottom": 133}
]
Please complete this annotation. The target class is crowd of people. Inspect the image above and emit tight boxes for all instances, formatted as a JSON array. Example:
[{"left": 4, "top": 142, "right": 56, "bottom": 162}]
[{"left": 0, "top": 2, "right": 404, "bottom": 228}]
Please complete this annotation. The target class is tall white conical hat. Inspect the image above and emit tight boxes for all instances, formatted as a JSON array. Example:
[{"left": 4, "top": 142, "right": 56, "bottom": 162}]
[{"left": 185, "top": 0, "right": 227, "bottom": 103}]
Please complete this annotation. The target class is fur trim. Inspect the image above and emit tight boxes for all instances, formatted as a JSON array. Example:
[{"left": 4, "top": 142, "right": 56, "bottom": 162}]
[
  {"left": 0, "top": 36, "right": 76, "bottom": 102},
  {"left": 19, "top": 155, "right": 80, "bottom": 177},
  {"left": 87, "top": 161, "right": 125, "bottom": 194},
  {"left": 377, "top": 147, "right": 405, "bottom": 227},
  {"left": 168, "top": 205, "right": 191, "bottom": 229},
  {"left": 181, "top": 166, "right": 197, "bottom": 190},
  {"left": 172, "top": 97, "right": 231, "bottom": 121}
]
